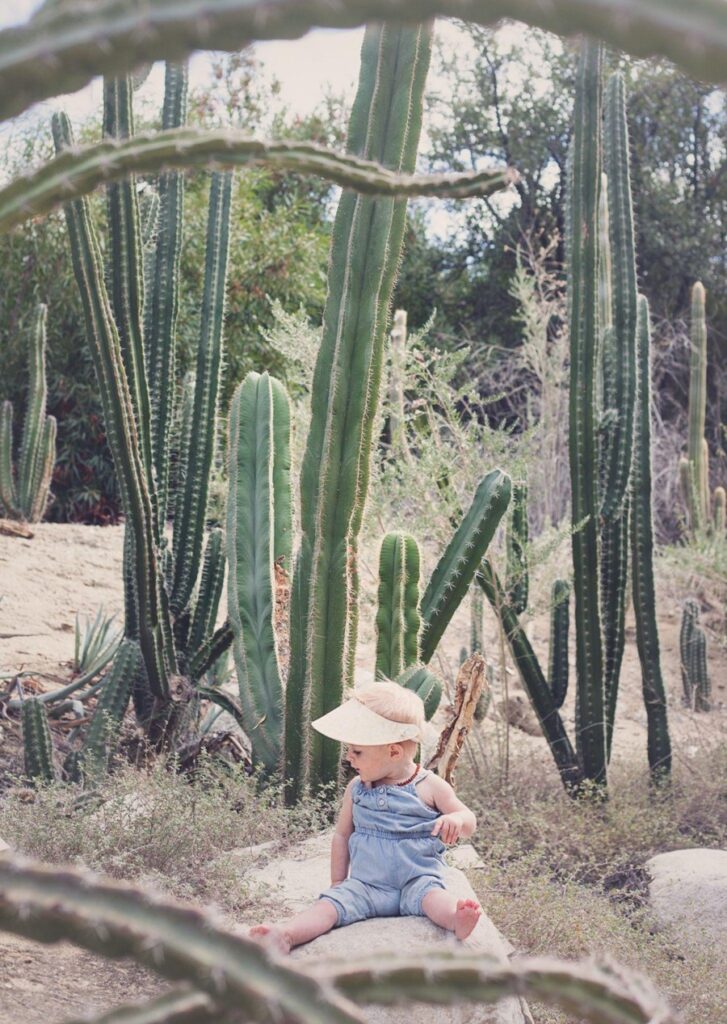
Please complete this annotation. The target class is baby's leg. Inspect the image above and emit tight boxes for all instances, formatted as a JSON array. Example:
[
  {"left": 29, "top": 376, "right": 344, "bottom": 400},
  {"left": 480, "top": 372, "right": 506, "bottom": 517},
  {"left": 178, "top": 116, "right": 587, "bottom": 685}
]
[
  {"left": 421, "top": 889, "right": 482, "bottom": 941},
  {"left": 249, "top": 899, "right": 338, "bottom": 954}
]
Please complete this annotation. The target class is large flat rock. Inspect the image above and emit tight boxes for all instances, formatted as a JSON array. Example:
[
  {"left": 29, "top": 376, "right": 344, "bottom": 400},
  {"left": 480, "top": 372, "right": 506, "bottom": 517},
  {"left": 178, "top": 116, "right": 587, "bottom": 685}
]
[
  {"left": 647, "top": 848, "right": 727, "bottom": 949},
  {"left": 247, "top": 830, "right": 528, "bottom": 1024}
]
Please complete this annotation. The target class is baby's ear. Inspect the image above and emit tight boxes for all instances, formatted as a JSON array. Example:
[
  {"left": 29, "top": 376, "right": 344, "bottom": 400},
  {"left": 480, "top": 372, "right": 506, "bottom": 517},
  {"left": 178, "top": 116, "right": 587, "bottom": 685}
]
[{"left": 388, "top": 743, "right": 403, "bottom": 759}]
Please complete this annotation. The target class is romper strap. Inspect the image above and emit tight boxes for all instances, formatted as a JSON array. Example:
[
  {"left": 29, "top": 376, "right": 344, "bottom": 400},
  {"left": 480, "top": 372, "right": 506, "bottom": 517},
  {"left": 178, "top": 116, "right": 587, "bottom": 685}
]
[{"left": 413, "top": 767, "right": 432, "bottom": 784}]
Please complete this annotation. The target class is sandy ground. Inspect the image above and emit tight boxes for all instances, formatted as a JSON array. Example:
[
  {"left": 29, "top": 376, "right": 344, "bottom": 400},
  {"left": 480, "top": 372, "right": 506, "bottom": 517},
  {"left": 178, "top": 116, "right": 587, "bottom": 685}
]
[{"left": 0, "top": 523, "right": 725, "bottom": 1023}]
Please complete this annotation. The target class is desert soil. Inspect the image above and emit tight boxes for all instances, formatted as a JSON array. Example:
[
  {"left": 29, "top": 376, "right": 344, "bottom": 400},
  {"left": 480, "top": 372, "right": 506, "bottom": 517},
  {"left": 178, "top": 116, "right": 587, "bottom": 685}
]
[{"left": 0, "top": 523, "right": 725, "bottom": 1024}]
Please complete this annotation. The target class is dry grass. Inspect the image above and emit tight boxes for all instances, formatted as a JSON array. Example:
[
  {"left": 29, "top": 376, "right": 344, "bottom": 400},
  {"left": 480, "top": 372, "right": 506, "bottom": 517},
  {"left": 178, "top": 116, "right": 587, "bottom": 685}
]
[{"left": 459, "top": 744, "right": 727, "bottom": 1023}]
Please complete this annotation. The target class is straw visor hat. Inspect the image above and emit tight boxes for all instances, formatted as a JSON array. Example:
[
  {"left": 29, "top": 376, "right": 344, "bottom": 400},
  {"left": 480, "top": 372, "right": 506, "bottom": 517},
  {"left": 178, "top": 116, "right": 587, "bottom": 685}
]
[{"left": 311, "top": 696, "right": 422, "bottom": 745}]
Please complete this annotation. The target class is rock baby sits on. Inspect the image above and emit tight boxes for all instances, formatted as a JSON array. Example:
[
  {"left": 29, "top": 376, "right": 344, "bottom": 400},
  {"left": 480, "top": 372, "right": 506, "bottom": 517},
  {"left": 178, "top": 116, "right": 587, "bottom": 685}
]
[{"left": 250, "top": 681, "right": 482, "bottom": 953}]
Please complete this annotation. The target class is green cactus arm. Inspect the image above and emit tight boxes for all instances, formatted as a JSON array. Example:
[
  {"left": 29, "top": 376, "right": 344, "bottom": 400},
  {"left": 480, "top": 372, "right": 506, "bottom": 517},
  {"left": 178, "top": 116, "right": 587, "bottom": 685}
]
[
  {"left": 687, "top": 282, "right": 708, "bottom": 531},
  {"left": 103, "top": 75, "right": 154, "bottom": 489},
  {"left": 188, "top": 621, "right": 233, "bottom": 683},
  {"left": 601, "top": 505, "right": 629, "bottom": 762},
  {"left": 630, "top": 296, "right": 671, "bottom": 783},
  {"left": 69, "top": 639, "right": 142, "bottom": 779},
  {"left": 21, "top": 698, "right": 56, "bottom": 783},
  {"left": 145, "top": 62, "right": 188, "bottom": 528},
  {"left": 0, "top": 129, "right": 514, "bottom": 236},
  {"left": 52, "top": 111, "right": 175, "bottom": 699},
  {"left": 17, "top": 304, "right": 49, "bottom": 517},
  {"left": 714, "top": 486, "right": 726, "bottom": 534},
  {"left": 375, "top": 532, "right": 421, "bottom": 680},
  {"left": 396, "top": 665, "right": 441, "bottom": 720},
  {"left": 600, "top": 72, "right": 637, "bottom": 521},
  {"left": 547, "top": 579, "right": 570, "bottom": 711},
  {"left": 226, "top": 372, "right": 289, "bottom": 772},
  {"left": 270, "top": 376, "right": 293, "bottom": 566},
  {"left": 0, "top": 401, "right": 20, "bottom": 516},
  {"left": 62, "top": 987, "right": 228, "bottom": 1024},
  {"left": 568, "top": 39, "right": 606, "bottom": 786},
  {"left": 477, "top": 560, "right": 582, "bottom": 790},
  {"left": 286, "top": 23, "right": 432, "bottom": 802},
  {"left": 0, "top": 859, "right": 362, "bottom": 1024},
  {"left": 327, "top": 953, "right": 676, "bottom": 1024},
  {"left": 505, "top": 481, "right": 529, "bottom": 616},
  {"left": 1, "top": 0, "right": 726, "bottom": 129},
  {"left": 679, "top": 599, "right": 699, "bottom": 707},
  {"left": 186, "top": 527, "right": 225, "bottom": 660},
  {"left": 27, "top": 415, "right": 56, "bottom": 523},
  {"left": 171, "top": 170, "right": 232, "bottom": 616},
  {"left": 420, "top": 469, "right": 511, "bottom": 664},
  {"left": 692, "top": 627, "right": 711, "bottom": 712}
]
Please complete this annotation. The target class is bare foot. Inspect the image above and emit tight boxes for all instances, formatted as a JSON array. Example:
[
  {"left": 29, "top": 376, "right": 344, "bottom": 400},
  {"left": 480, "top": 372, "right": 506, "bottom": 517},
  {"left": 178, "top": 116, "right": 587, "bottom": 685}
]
[
  {"left": 248, "top": 923, "right": 292, "bottom": 954},
  {"left": 453, "top": 898, "right": 481, "bottom": 941}
]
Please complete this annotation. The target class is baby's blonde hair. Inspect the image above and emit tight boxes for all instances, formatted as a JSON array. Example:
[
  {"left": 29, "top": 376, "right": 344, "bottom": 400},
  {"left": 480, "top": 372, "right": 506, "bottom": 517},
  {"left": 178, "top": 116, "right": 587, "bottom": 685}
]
[{"left": 354, "top": 680, "right": 425, "bottom": 744}]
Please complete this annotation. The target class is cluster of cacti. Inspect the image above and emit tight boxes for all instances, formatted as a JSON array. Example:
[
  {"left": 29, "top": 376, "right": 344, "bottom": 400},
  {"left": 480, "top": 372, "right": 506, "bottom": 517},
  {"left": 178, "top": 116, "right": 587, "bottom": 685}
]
[
  {"left": 679, "top": 599, "right": 711, "bottom": 712},
  {"left": 678, "top": 283, "right": 724, "bottom": 539},
  {"left": 0, "top": 855, "right": 678, "bottom": 1024},
  {"left": 479, "top": 43, "right": 671, "bottom": 793},
  {"left": 0, "top": 303, "right": 56, "bottom": 523}
]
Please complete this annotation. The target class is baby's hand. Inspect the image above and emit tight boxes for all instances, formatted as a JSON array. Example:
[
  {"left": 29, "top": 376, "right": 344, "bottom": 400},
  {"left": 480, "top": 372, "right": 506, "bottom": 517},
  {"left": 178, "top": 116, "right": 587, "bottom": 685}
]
[{"left": 431, "top": 812, "right": 466, "bottom": 844}]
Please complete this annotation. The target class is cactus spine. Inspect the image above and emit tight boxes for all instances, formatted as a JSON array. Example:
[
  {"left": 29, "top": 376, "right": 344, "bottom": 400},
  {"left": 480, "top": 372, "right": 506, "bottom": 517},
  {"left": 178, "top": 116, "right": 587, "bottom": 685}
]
[
  {"left": 21, "top": 698, "right": 55, "bottom": 783},
  {"left": 227, "top": 372, "right": 291, "bottom": 772},
  {"left": 631, "top": 296, "right": 671, "bottom": 782},
  {"left": 0, "top": 304, "right": 56, "bottom": 523},
  {"left": 285, "top": 24, "right": 433, "bottom": 801},
  {"left": 568, "top": 39, "right": 606, "bottom": 786},
  {"left": 375, "top": 532, "right": 421, "bottom": 680}
]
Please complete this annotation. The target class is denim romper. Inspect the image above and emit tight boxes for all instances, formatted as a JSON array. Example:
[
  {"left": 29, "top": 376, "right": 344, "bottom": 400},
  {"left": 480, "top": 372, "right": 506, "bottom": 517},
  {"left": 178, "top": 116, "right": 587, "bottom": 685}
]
[{"left": 319, "top": 768, "right": 446, "bottom": 926}]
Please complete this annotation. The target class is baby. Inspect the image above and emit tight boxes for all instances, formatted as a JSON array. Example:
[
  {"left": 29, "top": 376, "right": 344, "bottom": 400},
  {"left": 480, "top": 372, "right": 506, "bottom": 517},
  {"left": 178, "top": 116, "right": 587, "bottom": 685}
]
[{"left": 250, "top": 680, "right": 482, "bottom": 953}]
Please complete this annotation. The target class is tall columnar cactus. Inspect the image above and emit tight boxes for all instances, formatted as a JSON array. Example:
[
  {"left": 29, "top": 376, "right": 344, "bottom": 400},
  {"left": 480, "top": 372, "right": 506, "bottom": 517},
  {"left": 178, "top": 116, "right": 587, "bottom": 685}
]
[
  {"left": 0, "top": 304, "right": 56, "bottom": 523},
  {"left": 387, "top": 308, "right": 409, "bottom": 460},
  {"left": 686, "top": 282, "right": 708, "bottom": 532},
  {"left": 285, "top": 23, "right": 434, "bottom": 801},
  {"left": 548, "top": 579, "right": 570, "bottom": 711},
  {"left": 505, "top": 482, "right": 529, "bottom": 615},
  {"left": 375, "top": 532, "right": 421, "bottom": 680},
  {"left": 227, "top": 371, "right": 292, "bottom": 773},
  {"left": 631, "top": 296, "right": 671, "bottom": 782},
  {"left": 568, "top": 39, "right": 606, "bottom": 786},
  {"left": 21, "top": 698, "right": 55, "bottom": 783}
]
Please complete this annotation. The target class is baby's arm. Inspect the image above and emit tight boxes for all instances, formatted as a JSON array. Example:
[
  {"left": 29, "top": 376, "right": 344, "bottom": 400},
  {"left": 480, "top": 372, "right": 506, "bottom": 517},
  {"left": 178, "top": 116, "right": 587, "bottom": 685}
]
[
  {"left": 330, "top": 778, "right": 355, "bottom": 884},
  {"left": 427, "top": 774, "right": 477, "bottom": 844}
]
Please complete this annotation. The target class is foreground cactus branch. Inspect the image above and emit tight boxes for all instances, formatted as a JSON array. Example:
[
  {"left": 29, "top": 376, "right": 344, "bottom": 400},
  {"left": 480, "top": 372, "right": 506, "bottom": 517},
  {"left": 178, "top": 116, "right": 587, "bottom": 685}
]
[
  {"left": 1, "top": 0, "right": 726, "bottom": 129},
  {"left": 0, "top": 857, "right": 678, "bottom": 1024},
  {"left": 0, "top": 130, "right": 515, "bottom": 236}
]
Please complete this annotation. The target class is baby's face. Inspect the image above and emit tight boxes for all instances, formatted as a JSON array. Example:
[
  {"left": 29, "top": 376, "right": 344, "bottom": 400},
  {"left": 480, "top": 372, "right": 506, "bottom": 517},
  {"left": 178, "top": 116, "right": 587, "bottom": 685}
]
[{"left": 345, "top": 742, "right": 399, "bottom": 784}]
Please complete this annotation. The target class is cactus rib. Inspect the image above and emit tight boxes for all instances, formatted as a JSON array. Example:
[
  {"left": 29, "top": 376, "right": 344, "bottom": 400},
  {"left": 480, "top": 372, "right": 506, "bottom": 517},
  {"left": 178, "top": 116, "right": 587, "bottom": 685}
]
[
  {"left": 1, "top": 1, "right": 726, "bottom": 130},
  {"left": 397, "top": 665, "right": 441, "bottom": 720},
  {"left": 548, "top": 580, "right": 570, "bottom": 711},
  {"left": 505, "top": 482, "right": 529, "bottom": 615}
]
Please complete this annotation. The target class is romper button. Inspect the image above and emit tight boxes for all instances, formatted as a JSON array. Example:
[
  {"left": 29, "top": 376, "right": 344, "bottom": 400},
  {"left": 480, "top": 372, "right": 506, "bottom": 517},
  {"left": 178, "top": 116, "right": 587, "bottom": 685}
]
[{"left": 378, "top": 798, "right": 385, "bottom": 806}]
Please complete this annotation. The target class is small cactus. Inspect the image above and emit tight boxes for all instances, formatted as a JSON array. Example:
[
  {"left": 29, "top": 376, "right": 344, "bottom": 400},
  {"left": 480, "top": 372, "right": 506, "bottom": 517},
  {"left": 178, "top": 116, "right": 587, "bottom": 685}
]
[
  {"left": 548, "top": 580, "right": 570, "bottom": 710},
  {"left": 680, "top": 599, "right": 711, "bottom": 712},
  {"left": 21, "top": 698, "right": 55, "bottom": 783},
  {"left": 375, "top": 532, "right": 421, "bottom": 680},
  {"left": 0, "top": 304, "right": 56, "bottom": 523}
]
